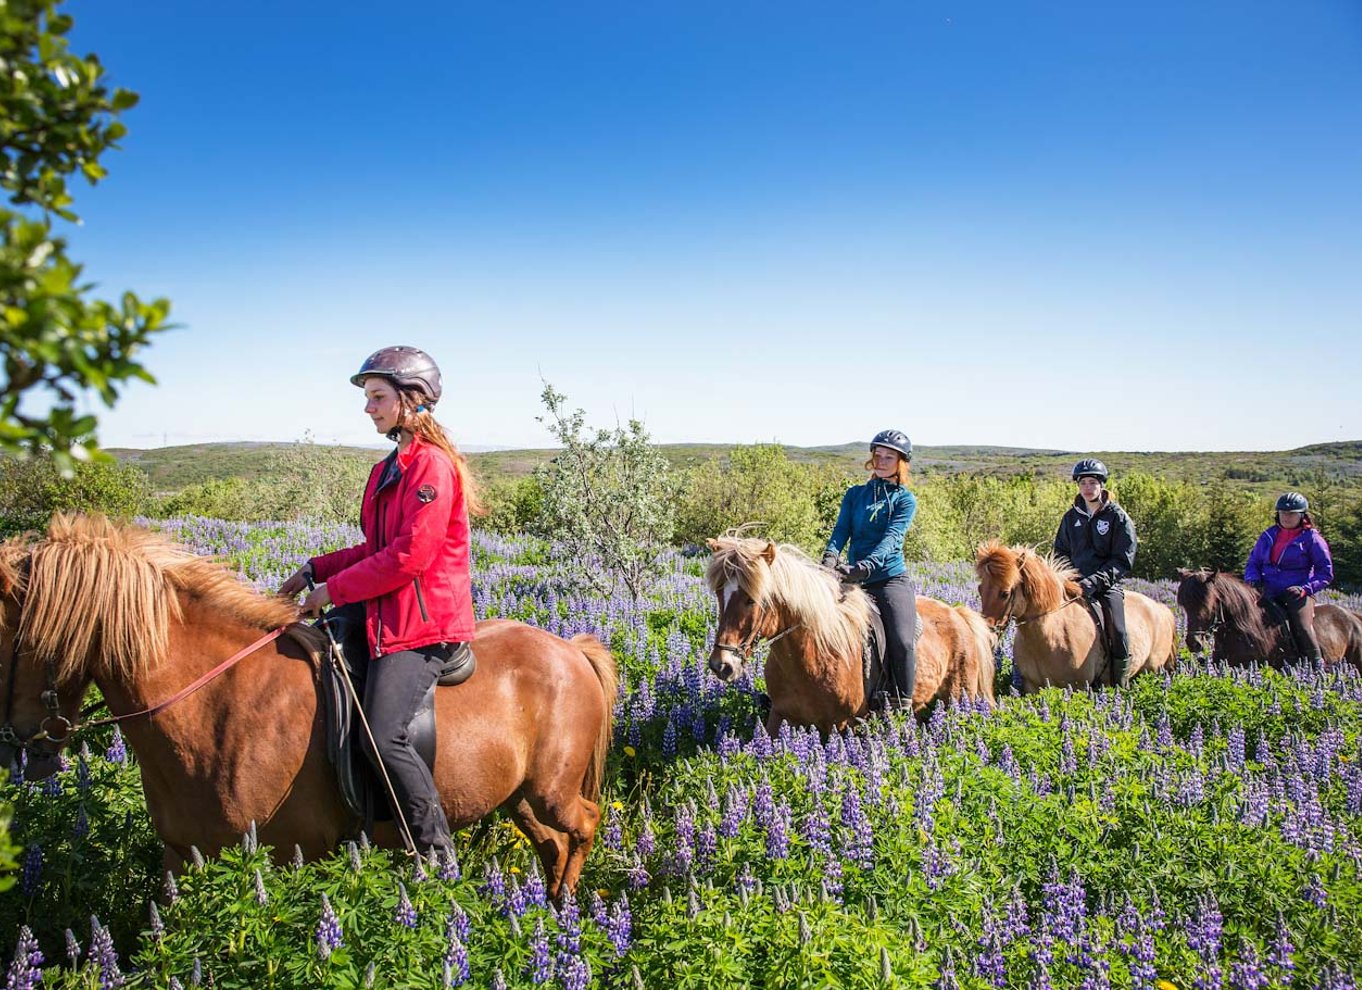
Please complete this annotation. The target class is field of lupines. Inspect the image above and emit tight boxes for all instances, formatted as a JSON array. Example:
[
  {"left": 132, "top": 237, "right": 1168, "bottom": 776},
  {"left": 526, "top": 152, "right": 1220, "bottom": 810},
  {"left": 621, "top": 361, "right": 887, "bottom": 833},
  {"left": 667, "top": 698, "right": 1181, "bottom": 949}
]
[{"left": 3, "top": 516, "right": 1362, "bottom": 989}]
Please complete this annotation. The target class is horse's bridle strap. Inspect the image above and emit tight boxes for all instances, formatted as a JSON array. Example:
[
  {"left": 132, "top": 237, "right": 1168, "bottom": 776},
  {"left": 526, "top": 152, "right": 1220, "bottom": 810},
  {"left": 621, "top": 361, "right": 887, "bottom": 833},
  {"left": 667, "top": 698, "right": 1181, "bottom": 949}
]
[{"left": 72, "top": 626, "right": 288, "bottom": 735}]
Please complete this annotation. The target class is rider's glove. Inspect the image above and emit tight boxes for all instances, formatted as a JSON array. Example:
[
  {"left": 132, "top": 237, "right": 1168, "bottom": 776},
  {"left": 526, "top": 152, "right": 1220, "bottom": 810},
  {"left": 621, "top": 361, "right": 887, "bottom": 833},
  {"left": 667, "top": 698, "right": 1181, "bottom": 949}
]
[
  {"left": 1078, "top": 576, "right": 1100, "bottom": 600},
  {"left": 840, "top": 561, "right": 874, "bottom": 584},
  {"left": 1286, "top": 585, "right": 1308, "bottom": 600},
  {"left": 821, "top": 552, "right": 840, "bottom": 571}
]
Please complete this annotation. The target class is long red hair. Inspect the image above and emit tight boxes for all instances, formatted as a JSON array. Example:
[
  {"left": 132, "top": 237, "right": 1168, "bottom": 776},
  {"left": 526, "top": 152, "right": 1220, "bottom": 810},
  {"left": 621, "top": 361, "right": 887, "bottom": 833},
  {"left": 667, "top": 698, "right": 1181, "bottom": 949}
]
[{"left": 398, "top": 391, "right": 486, "bottom": 517}]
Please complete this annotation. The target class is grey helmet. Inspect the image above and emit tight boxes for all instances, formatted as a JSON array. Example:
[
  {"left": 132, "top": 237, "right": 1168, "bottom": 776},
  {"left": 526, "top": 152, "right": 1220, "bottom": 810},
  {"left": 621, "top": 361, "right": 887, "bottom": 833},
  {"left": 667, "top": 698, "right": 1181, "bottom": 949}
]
[
  {"left": 869, "top": 429, "right": 912, "bottom": 461},
  {"left": 1071, "top": 458, "right": 1108, "bottom": 483},
  {"left": 1276, "top": 492, "right": 1309, "bottom": 513},
  {"left": 351, "top": 346, "right": 442, "bottom": 406}
]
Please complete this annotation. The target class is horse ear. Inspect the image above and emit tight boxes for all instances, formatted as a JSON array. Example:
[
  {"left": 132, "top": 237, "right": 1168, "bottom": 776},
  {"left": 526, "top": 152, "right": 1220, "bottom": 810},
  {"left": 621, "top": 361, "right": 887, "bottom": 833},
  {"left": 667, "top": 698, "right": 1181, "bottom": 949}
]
[
  {"left": 705, "top": 538, "right": 720, "bottom": 552},
  {"left": 1177, "top": 568, "right": 1192, "bottom": 579},
  {"left": 761, "top": 541, "right": 777, "bottom": 564}
]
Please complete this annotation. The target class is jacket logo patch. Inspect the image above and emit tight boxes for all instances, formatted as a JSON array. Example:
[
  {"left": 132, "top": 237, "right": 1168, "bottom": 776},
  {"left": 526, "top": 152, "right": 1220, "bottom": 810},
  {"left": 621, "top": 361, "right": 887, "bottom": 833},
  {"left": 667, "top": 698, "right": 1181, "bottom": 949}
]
[
  {"left": 417, "top": 485, "right": 437, "bottom": 504},
  {"left": 1074, "top": 520, "right": 1083, "bottom": 527},
  {"left": 1095, "top": 520, "right": 1110, "bottom": 535}
]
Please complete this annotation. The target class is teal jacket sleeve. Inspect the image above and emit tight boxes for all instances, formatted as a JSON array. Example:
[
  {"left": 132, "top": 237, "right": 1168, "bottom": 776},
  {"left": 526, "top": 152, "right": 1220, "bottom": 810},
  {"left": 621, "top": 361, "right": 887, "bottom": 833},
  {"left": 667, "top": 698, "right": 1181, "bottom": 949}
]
[{"left": 860, "top": 489, "right": 916, "bottom": 572}]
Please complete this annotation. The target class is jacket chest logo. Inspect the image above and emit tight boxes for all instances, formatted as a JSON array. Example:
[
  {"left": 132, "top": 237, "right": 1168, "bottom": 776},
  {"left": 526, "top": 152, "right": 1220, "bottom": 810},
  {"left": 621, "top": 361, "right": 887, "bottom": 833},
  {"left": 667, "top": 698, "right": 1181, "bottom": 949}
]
[
  {"left": 866, "top": 500, "right": 887, "bottom": 522},
  {"left": 1095, "top": 520, "right": 1110, "bottom": 535}
]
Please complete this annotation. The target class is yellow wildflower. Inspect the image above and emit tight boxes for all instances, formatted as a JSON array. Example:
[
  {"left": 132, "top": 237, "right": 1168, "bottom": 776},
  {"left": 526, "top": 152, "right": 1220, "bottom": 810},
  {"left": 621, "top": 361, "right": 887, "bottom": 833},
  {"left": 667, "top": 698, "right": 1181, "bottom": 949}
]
[
  {"left": 1155, "top": 981, "right": 1180, "bottom": 990},
  {"left": 623, "top": 745, "right": 637, "bottom": 758}
]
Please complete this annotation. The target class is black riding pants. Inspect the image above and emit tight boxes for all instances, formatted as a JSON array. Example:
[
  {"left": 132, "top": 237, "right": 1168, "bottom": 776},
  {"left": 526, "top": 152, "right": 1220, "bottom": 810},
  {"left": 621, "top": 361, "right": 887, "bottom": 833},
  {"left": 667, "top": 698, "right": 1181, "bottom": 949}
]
[
  {"left": 1094, "top": 585, "right": 1130, "bottom": 686},
  {"left": 362, "top": 644, "right": 454, "bottom": 855},
  {"left": 1273, "top": 592, "right": 1323, "bottom": 662},
  {"left": 865, "top": 574, "right": 917, "bottom": 702}
]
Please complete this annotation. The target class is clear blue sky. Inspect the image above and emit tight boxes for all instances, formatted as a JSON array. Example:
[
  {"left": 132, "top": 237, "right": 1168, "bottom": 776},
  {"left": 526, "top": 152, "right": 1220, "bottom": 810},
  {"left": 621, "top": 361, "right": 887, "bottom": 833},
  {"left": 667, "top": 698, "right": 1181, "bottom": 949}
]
[{"left": 62, "top": 0, "right": 1362, "bottom": 452}]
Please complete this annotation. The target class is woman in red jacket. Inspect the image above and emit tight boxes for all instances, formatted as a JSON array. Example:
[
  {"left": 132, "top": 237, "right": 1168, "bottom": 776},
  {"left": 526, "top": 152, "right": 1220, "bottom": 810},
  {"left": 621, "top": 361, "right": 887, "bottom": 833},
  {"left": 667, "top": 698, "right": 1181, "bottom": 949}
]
[{"left": 279, "top": 345, "right": 483, "bottom": 856}]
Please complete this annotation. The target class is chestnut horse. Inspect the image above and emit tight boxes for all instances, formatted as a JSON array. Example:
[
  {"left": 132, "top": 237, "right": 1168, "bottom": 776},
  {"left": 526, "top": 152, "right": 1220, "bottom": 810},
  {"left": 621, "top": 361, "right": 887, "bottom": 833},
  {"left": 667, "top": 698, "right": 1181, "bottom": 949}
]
[
  {"left": 705, "top": 535, "right": 995, "bottom": 735},
  {"left": 0, "top": 515, "right": 615, "bottom": 896},
  {"left": 975, "top": 541, "right": 1177, "bottom": 692},
  {"left": 1175, "top": 568, "right": 1362, "bottom": 673}
]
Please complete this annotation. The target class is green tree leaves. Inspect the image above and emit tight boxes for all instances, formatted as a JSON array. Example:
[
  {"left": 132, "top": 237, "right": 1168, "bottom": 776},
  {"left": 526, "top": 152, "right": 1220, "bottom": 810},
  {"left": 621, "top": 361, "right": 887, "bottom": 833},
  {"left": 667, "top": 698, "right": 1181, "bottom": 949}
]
[{"left": 1, "top": 0, "right": 171, "bottom": 473}]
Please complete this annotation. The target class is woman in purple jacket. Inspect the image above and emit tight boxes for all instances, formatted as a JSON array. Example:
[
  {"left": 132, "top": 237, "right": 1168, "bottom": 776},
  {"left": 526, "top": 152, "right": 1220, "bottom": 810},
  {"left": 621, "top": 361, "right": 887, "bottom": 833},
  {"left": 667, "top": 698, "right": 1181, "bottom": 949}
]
[{"left": 1244, "top": 492, "right": 1334, "bottom": 663}]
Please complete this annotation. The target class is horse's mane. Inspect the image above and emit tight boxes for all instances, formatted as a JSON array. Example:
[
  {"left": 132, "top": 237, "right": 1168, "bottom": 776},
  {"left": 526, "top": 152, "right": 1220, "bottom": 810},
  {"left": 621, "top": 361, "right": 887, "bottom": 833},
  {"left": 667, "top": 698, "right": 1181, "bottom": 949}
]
[
  {"left": 975, "top": 540, "right": 1081, "bottom": 612},
  {"left": 1180, "top": 569, "right": 1274, "bottom": 655},
  {"left": 13, "top": 514, "right": 300, "bottom": 685},
  {"left": 705, "top": 533, "right": 871, "bottom": 661}
]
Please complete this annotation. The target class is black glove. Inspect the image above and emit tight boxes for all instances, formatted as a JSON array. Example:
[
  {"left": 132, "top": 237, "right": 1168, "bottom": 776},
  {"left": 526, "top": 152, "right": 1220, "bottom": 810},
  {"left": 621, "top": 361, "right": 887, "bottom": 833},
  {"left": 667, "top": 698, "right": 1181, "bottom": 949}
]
[
  {"left": 1286, "top": 585, "right": 1307, "bottom": 600},
  {"left": 1248, "top": 579, "right": 1264, "bottom": 591},
  {"left": 821, "top": 552, "right": 840, "bottom": 571},
  {"left": 1078, "top": 577, "right": 1099, "bottom": 600},
  {"left": 841, "top": 561, "right": 874, "bottom": 584}
]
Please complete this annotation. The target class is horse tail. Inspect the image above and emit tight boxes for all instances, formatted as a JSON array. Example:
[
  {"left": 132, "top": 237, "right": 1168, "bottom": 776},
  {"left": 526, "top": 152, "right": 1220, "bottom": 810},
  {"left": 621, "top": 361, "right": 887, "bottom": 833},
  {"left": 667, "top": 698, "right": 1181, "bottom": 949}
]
[
  {"left": 571, "top": 633, "right": 618, "bottom": 804},
  {"left": 956, "top": 605, "right": 997, "bottom": 705}
]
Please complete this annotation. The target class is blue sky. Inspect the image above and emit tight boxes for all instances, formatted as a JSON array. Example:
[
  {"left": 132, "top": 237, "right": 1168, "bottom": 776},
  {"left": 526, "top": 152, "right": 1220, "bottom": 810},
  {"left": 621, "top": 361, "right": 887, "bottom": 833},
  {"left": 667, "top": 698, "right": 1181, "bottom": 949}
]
[{"left": 59, "top": 0, "right": 1362, "bottom": 452}]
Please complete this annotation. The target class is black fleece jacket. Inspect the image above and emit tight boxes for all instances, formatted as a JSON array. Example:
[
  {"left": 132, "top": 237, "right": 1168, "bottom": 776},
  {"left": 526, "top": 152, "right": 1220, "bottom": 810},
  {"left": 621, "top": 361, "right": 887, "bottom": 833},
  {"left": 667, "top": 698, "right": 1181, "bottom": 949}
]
[{"left": 1053, "top": 491, "right": 1137, "bottom": 596}]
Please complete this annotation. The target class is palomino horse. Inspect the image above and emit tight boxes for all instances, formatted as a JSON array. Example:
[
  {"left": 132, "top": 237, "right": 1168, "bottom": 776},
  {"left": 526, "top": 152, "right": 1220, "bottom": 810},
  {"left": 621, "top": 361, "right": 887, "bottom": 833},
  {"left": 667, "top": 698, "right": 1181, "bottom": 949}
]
[
  {"left": 1175, "top": 568, "right": 1362, "bottom": 673},
  {"left": 0, "top": 515, "right": 615, "bottom": 896},
  {"left": 975, "top": 541, "right": 1177, "bottom": 692},
  {"left": 705, "top": 535, "right": 996, "bottom": 735}
]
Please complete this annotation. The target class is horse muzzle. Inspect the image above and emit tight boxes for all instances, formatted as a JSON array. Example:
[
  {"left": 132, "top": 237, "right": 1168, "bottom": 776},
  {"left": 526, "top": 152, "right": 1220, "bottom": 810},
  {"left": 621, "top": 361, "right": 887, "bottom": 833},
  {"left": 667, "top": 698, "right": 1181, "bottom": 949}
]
[{"left": 708, "top": 651, "right": 742, "bottom": 683}]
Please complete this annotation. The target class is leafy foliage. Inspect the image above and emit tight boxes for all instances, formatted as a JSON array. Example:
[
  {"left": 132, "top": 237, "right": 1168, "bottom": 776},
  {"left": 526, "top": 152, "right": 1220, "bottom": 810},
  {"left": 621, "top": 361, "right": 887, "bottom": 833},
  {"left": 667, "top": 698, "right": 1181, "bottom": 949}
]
[
  {"left": 0, "top": 454, "right": 149, "bottom": 535},
  {"left": 531, "top": 382, "right": 675, "bottom": 600},
  {"left": 0, "top": 0, "right": 171, "bottom": 472}
]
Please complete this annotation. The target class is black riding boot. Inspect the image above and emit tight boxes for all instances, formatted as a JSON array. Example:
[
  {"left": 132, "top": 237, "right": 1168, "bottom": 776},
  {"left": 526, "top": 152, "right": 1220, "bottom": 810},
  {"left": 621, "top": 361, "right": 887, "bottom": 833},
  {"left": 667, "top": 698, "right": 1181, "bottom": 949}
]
[
  {"left": 1280, "top": 594, "right": 1324, "bottom": 664},
  {"left": 866, "top": 575, "right": 917, "bottom": 710},
  {"left": 1099, "top": 586, "right": 1130, "bottom": 687}
]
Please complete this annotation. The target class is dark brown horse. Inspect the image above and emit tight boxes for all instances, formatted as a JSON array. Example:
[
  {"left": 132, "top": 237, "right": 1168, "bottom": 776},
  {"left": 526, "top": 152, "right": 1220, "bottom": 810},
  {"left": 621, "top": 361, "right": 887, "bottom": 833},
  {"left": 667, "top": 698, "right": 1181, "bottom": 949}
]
[
  {"left": 705, "top": 535, "right": 995, "bottom": 735},
  {"left": 1175, "top": 568, "right": 1362, "bottom": 674},
  {"left": 0, "top": 515, "right": 616, "bottom": 896}
]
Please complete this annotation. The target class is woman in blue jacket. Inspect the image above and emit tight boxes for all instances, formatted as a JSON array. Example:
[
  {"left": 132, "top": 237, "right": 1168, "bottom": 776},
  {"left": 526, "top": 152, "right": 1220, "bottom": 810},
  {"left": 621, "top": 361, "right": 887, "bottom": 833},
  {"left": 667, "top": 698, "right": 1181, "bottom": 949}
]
[
  {"left": 1244, "top": 492, "right": 1334, "bottom": 663},
  {"left": 822, "top": 429, "right": 918, "bottom": 710}
]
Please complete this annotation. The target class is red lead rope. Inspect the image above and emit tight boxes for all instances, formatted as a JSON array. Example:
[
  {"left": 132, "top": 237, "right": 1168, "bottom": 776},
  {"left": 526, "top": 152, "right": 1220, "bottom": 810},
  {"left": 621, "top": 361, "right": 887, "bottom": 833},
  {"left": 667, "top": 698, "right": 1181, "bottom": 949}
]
[{"left": 77, "top": 626, "right": 288, "bottom": 732}]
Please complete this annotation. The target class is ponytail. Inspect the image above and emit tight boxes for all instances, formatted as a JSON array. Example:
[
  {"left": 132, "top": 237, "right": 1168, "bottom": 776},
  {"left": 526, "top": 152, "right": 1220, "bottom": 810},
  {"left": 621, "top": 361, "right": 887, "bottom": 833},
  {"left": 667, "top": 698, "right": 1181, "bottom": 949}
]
[{"left": 399, "top": 393, "right": 487, "bottom": 517}]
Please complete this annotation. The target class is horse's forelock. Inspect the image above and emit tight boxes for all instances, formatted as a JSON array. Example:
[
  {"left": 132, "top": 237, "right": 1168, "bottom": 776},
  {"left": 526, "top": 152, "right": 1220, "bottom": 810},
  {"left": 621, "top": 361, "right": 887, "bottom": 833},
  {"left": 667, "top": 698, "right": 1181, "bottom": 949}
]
[{"left": 975, "top": 541, "right": 1020, "bottom": 589}]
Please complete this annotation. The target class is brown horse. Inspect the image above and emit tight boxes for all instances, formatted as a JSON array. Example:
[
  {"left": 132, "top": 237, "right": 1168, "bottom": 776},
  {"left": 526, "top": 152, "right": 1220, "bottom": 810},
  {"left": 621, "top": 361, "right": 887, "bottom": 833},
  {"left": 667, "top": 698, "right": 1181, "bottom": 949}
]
[
  {"left": 1175, "top": 568, "right": 1362, "bottom": 673},
  {"left": 975, "top": 541, "right": 1177, "bottom": 692},
  {"left": 0, "top": 515, "right": 616, "bottom": 896},
  {"left": 705, "top": 535, "right": 995, "bottom": 735}
]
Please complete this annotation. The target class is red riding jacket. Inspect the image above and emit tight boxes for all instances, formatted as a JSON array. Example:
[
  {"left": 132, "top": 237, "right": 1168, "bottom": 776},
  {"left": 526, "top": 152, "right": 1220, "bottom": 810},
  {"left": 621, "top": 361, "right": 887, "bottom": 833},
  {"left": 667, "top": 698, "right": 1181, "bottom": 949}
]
[{"left": 309, "top": 436, "right": 476, "bottom": 655}]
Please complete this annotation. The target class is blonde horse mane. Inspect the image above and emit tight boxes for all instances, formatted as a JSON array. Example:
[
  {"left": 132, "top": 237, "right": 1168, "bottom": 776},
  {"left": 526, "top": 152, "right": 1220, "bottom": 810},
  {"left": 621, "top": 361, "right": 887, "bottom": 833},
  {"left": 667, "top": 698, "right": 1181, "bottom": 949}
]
[
  {"left": 705, "top": 531, "right": 871, "bottom": 661},
  {"left": 10, "top": 514, "right": 299, "bottom": 686},
  {"left": 976, "top": 539, "right": 1080, "bottom": 613}
]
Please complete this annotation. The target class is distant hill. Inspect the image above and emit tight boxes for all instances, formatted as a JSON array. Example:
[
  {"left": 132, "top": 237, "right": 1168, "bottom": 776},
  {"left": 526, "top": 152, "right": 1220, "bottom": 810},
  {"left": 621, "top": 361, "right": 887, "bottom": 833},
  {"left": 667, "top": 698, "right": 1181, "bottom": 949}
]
[{"left": 106, "top": 439, "right": 1362, "bottom": 493}]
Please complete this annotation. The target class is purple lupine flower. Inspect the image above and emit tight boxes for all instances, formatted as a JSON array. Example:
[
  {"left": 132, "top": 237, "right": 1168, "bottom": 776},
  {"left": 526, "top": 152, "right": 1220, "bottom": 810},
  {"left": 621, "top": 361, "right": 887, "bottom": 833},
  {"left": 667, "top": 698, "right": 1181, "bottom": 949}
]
[
  {"left": 671, "top": 802, "right": 695, "bottom": 875},
  {"left": 149, "top": 900, "right": 165, "bottom": 940},
  {"left": 20, "top": 844, "right": 42, "bottom": 897},
  {"left": 1268, "top": 914, "right": 1295, "bottom": 984},
  {"left": 528, "top": 917, "right": 552, "bottom": 985},
  {"left": 626, "top": 853, "right": 650, "bottom": 890},
  {"left": 395, "top": 881, "right": 418, "bottom": 928},
  {"left": 4, "top": 925, "right": 43, "bottom": 990},
  {"left": 1230, "top": 938, "right": 1268, "bottom": 990},
  {"left": 65, "top": 928, "right": 82, "bottom": 968},
  {"left": 253, "top": 869, "right": 269, "bottom": 906},
  {"left": 445, "top": 900, "right": 471, "bottom": 943},
  {"left": 480, "top": 858, "right": 506, "bottom": 903},
  {"left": 490, "top": 969, "right": 507, "bottom": 990},
  {"left": 765, "top": 799, "right": 791, "bottom": 860},
  {"left": 316, "top": 894, "right": 344, "bottom": 959},
  {"left": 439, "top": 848, "right": 461, "bottom": 881},
  {"left": 608, "top": 892, "right": 633, "bottom": 957},
  {"left": 662, "top": 717, "right": 677, "bottom": 758},
  {"left": 719, "top": 785, "right": 748, "bottom": 839},
  {"left": 443, "top": 932, "right": 470, "bottom": 987},
  {"left": 1303, "top": 873, "right": 1328, "bottom": 908},
  {"left": 89, "top": 915, "right": 125, "bottom": 988},
  {"left": 840, "top": 786, "right": 875, "bottom": 870},
  {"left": 106, "top": 727, "right": 127, "bottom": 763}
]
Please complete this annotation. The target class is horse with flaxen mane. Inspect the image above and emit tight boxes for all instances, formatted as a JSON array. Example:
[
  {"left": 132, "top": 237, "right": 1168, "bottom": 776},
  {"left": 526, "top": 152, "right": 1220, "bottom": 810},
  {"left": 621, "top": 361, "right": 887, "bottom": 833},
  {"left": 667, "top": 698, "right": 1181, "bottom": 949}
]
[
  {"left": 975, "top": 540, "right": 1177, "bottom": 692},
  {"left": 705, "top": 535, "right": 995, "bottom": 735},
  {"left": 1175, "top": 568, "right": 1362, "bottom": 674},
  {"left": 0, "top": 515, "right": 615, "bottom": 896}
]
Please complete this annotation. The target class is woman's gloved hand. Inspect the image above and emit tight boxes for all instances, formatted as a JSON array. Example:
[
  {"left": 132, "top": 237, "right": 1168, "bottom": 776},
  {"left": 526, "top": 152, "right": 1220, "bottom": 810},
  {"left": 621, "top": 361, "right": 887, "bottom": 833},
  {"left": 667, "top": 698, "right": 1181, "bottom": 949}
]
[
  {"left": 840, "top": 561, "right": 874, "bottom": 584},
  {"left": 821, "top": 552, "right": 840, "bottom": 571}
]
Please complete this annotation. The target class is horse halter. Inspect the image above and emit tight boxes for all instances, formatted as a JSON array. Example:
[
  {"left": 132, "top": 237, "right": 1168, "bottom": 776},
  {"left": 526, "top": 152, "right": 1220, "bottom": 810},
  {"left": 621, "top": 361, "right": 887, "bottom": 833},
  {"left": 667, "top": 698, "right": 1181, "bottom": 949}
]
[
  {"left": 0, "top": 626, "right": 73, "bottom": 761},
  {"left": 713, "top": 596, "right": 800, "bottom": 666}
]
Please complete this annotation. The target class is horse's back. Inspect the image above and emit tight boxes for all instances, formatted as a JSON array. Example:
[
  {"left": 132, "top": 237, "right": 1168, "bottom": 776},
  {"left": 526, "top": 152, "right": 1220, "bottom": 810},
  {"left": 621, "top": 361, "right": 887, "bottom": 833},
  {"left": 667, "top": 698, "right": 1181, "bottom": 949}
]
[
  {"left": 1314, "top": 604, "right": 1362, "bottom": 670},
  {"left": 430, "top": 619, "right": 611, "bottom": 826},
  {"left": 1125, "top": 589, "right": 1178, "bottom": 671}
]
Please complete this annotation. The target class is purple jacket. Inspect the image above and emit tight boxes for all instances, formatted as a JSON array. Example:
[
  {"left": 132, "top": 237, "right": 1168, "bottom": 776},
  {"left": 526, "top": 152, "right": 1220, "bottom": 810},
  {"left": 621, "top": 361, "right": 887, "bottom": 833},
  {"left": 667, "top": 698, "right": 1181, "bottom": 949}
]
[{"left": 1244, "top": 525, "right": 1334, "bottom": 598}]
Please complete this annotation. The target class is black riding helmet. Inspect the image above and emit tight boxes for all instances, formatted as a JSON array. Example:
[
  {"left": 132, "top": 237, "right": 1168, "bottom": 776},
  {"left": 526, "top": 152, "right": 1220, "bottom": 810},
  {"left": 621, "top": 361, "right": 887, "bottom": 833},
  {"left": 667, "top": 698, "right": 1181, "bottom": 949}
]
[
  {"left": 351, "top": 346, "right": 443, "bottom": 407},
  {"left": 1071, "top": 458, "right": 1108, "bottom": 483},
  {"left": 1276, "top": 492, "right": 1309, "bottom": 513},
  {"left": 870, "top": 429, "right": 912, "bottom": 462}
]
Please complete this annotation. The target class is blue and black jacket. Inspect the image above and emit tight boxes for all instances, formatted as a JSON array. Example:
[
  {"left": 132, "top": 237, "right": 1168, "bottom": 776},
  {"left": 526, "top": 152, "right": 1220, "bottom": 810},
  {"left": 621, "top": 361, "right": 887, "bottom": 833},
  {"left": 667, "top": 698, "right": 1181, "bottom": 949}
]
[{"left": 824, "top": 478, "right": 916, "bottom": 585}]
